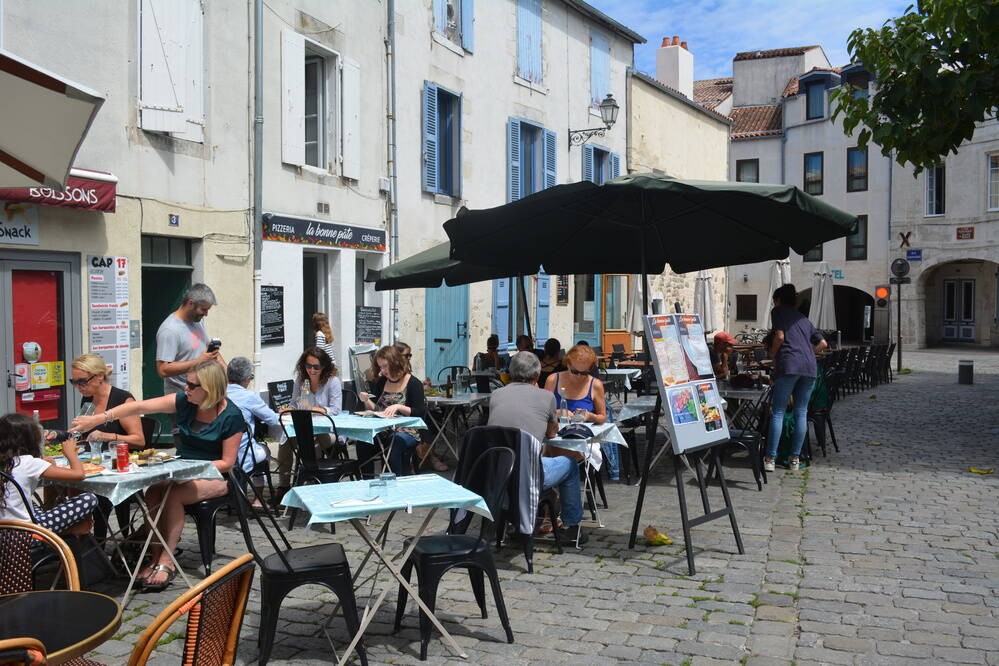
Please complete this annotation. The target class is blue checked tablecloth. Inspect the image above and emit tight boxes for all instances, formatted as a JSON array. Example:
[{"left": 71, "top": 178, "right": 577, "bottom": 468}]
[
  {"left": 615, "top": 395, "right": 659, "bottom": 423},
  {"left": 283, "top": 414, "right": 427, "bottom": 443},
  {"left": 281, "top": 474, "right": 491, "bottom": 525},
  {"left": 545, "top": 422, "right": 628, "bottom": 469},
  {"left": 55, "top": 459, "right": 223, "bottom": 506},
  {"left": 602, "top": 368, "right": 641, "bottom": 391}
]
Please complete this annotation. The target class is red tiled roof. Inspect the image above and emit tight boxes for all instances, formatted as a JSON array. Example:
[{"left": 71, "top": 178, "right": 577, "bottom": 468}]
[
  {"left": 730, "top": 105, "right": 783, "bottom": 139},
  {"left": 782, "top": 66, "right": 843, "bottom": 97},
  {"left": 693, "top": 77, "right": 733, "bottom": 110},
  {"left": 734, "top": 46, "right": 820, "bottom": 62}
]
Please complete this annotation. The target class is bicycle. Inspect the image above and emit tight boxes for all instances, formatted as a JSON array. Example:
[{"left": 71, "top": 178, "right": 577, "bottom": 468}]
[{"left": 735, "top": 327, "right": 769, "bottom": 344}]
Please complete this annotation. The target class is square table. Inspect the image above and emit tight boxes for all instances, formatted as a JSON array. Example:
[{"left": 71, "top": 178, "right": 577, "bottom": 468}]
[
  {"left": 282, "top": 413, "right": 427, "bottom": 471},
  {"left": 424, "top": 393, "right": 490, "bottom": 463},
  {"left": 717, "top": 383, "right": 767, "bottom": 429},
  {"left": 55, "top": 459, "right": 223, "bottom": 607},
  {"left": 281, "top": 474, "right": 490, "bottom": 665}
]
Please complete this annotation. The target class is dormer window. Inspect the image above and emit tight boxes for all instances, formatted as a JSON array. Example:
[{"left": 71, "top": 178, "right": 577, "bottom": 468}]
[{"left": 806, "top": 81, "right": 825, "bottom": 120}]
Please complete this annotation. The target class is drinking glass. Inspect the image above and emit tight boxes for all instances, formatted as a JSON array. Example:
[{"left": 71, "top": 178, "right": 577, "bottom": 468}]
[
  {"left": 69, "top": 403, "right": 97, "bottom": 448},
  {"left": 88, "top": 440, "right": 103, "bottom": 464},
  {"left": 367, "top": 478, "right": 387, "bottom": 499}
]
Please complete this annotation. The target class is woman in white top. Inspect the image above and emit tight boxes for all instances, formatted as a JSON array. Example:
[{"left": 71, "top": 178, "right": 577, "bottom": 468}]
[{"left": 312, "top": 313, "right": 336, "bottom": 364}]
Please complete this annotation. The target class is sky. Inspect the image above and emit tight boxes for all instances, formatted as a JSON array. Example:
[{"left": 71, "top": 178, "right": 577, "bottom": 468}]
[{"left": 586, "top": 0, "right": 911, "bottom": 81}]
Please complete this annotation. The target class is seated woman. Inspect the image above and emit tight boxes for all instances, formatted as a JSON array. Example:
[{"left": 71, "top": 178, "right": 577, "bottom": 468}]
[
  {"left": 544, "top": 344, "right": 620, "bottom": 480},
  {"left": 355, "top": 345, "right": 428, "bottom": 475},
  {"left": 276, "top": 347, "right": 342, "bottom": 494},
  {"left": 72, "top": 360, "right": 242, "bottom": 591},
  {"left": 538, "top": 337, "right": 564, "bottom": 387},
  {"left": 0, "top": 413, "right": 97, "bottom": 536},
  {"left": 474, "top": 334, "right": 503, "bottom": 372}
]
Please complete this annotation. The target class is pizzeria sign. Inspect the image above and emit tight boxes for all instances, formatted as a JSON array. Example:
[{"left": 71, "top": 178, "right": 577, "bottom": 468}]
[{"left": 263, "top": 213, "right": 386, "bottom": 252}]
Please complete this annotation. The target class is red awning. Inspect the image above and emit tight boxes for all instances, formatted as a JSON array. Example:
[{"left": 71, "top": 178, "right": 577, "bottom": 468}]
[{"left": 0, "top": 168, "right": 116, "bottom": 212}]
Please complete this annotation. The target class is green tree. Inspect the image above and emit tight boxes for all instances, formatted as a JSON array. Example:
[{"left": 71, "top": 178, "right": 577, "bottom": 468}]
[{"left": 832, "top": 0, "right": 999, "bottom": 173}]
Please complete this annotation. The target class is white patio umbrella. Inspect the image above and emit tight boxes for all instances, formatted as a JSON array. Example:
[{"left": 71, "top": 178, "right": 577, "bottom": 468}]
[
  {"left": 0, "top": 49, "right": 104, "bottom": 188},
  {"left": 692, "top": 270, "right": 716, "bottom": 332},
  {"left": 763, "top": 259, "right": 791, "bottom": 327},
  {"left": 808, "top": 261, "right": 837, "bottom": 331},
  {"left": 625, "top": 274, "right": 645, "bottom": 334}
]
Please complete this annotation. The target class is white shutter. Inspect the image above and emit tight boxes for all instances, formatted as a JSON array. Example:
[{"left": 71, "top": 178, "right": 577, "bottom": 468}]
[
  {"left": 340, "top": 57, "right": 361, "bottom": 180},
  {"left": 172, "top": 0, "right": 204, "bottom": 142},
  {"left": 281, "top": 29, "right": 305, "bottom": 166},
  {"left": 139, "top": 0, "right": 187, "bottom": 132}
]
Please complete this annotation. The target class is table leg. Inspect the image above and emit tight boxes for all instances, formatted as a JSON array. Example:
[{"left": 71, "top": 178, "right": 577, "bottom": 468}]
[
  {"left": 121, "top": 487, "right": 192, "bottom": 608},
  {"left": 340, "top": 511, "right": 467, "bottom": 664},
  {"left": 421, "top": 406, "right": 458, "bottom": 466}
]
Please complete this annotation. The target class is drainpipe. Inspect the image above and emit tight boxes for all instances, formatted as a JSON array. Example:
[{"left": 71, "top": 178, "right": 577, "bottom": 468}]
[
  {"left": 252, "top": 0, "right": 264, "bottom": 374},
  {"left": 386, "top": 0, "right": 400, "bottom": 342}
]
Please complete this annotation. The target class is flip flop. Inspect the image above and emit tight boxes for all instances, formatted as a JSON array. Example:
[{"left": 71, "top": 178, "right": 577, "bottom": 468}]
[{"left": 140, "top": 563, "right": 177, "bottom": 592}]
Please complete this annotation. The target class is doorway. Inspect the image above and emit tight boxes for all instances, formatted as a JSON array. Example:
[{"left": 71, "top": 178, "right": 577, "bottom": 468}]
[
  {"left": 943, "top": 278, "right": 975, "bottom": 341},
  {"left": 601, "top": 274, "right": 630, "bottom": 353},
  {"left": 425, "top": 284, "right": 469, "bottom": 382},
  {"left": 573, "top": 274, "right": 601, "bottom": 347},
  {"left": 0, "top": 251, "right": 81, "bottom": 429},
  {"left": 303, "top": 252, "right": 328, "bottom": 350}
]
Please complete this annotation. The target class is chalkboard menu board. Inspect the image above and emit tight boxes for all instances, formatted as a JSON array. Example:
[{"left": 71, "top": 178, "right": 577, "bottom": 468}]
[
  {"left": 355, "top": 306, "right": 382, "bottom": 345},
  {"left": 260, "top": 285, "right": 285, "bottom": 345},
  {"left": 556, "top": 275, "right": 570, "bottom": 306},
  {"left": 267, "top": 379, "right": 295, "bottom": 410}
]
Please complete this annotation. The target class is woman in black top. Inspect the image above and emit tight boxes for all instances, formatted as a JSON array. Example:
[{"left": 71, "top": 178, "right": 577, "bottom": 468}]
[
  {"left": 356, "top": 345, "right": 428, "bottom": 474},
  {"left": 71, "top": 353, "right": 145, "bottom": 449},
  {"left": 73, "top": 360, "right": 242, "bottom": 591}
]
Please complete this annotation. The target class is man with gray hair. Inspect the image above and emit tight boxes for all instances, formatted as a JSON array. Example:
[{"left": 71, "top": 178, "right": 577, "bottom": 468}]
[
  {"left": 156, "top": 283, "right": 224, "bottom": 398},
  {"left": 226, "top": 356, "right": 279, "bottom": 502},
  {"left": 488, "top": 351, "right": 587, "bottom": 544}
]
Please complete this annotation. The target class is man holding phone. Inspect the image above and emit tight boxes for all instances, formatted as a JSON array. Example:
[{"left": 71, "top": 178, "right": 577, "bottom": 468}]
[{"left": 155, "top": 283, "right": 226, "bottom": 405}]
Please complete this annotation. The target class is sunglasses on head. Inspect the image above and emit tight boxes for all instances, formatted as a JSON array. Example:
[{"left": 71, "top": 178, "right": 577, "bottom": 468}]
[
  {"left": 305, "top": 363, "right": 322, "bottom": 370},
  {"left": 185, "top": 380, "right": 202, "bottom": 390},
  {"left": 70, "top": 375, "right": 95, "bottom": 387}
]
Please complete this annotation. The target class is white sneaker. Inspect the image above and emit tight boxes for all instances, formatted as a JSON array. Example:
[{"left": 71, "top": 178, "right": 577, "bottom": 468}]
[
  {"left": 788, "top": 458, "right": 800, "bottom": 471},
  {"left": 763, "top": 459, "right": 775, "bottom": 472}
]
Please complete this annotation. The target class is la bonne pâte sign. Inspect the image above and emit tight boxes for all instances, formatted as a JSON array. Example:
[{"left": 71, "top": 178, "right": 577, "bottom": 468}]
[{"left": 263, "top": 213, "right": 386, "bottom": 252}]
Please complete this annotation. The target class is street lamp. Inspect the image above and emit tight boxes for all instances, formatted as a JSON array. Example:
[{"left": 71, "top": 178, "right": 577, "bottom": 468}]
[{"left": 568, "top": 93, "right": 619, "bottom": 149}]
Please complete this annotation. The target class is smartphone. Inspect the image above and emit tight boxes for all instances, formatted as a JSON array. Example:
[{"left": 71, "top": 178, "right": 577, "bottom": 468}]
[{"left": 207, "top": 338, "right": 222, "bottom": 352}]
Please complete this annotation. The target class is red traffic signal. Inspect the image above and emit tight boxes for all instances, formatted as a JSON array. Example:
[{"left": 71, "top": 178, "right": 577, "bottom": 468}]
[{"left": 875, "top": 285, "right": 890, "bottom": 308}]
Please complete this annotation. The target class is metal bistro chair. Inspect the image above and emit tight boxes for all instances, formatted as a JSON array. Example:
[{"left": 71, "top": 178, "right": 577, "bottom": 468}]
[
  {"left": 0, "top": 637, "right": 47, "bottom": 665},
  {"left": 227, "top": 467, "right": 366, "bottom": 666},
  {"left": 279, "top": 410, "right": 360, "bottom": 529},
  {"left": 393, "top": 447, "right": 516, "bottom": 660},
  {"left": 708, "top": 385, "right": 771, "bottom": 491}
]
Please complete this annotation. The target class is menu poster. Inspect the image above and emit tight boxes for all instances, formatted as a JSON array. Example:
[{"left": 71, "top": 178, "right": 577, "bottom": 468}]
[
  {"left": 643, "top": 313, "right": 730, "bottom": 453},
  {"left": 87, "top": 255, "right": 129, "bottom": 390}
]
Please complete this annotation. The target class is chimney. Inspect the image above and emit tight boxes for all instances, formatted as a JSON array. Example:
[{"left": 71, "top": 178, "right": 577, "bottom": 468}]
[{"left": 656, "top": 35, "right": 694, "bottom": 99}]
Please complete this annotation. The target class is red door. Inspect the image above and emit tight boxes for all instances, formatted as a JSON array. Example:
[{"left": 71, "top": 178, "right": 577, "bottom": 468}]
[{"left": 12, "top": 270, "right": 65, "bottom": 423}]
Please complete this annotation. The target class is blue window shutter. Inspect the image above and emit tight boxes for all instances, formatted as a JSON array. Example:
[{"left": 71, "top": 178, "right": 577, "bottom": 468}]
[
  {"left": 543, "top": 128, "right": 557, "bottom": 189},
  {"left": 611, "top": 152, "right": 621, "bottom": 178},
  {"left": 461, "top": 0, "right": 474, "bottom": 52},
  {"left": 508, "top": 118, "right": 522, "bottom": 202},
  {"left": 493, "top": 278, "right": 510, "bottom": 343},
  {"left": 423, "top": 82, "right": 439, "bottom": 193},
  {"left": 518, "top": 0, "right": 542, "bottom": 82},
  {"left": 529, "top": 0, "right": 542, "bottom": 82},
  {"left": 536, "top": 272, "right": 550, "bottom": 341},
  {"left": 516, "top": 0, "right": 529, "bottom": 79},
  {"left": 582, "top": 144, "right": 595, "bottom": 183},
  {"left": 455, "top": 92, "right": 463, "bottom": 196},
  {"left": 432, "top": 0, "right": 446, "bottom": 33},
  {"left": 590, "top": 32, "right": 610, "bottom": 106}
]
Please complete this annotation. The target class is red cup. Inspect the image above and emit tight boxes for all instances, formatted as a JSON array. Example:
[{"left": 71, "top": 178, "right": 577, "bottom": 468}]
[{"left": 116, "top": 443, "right": 130, "bottom": 472}]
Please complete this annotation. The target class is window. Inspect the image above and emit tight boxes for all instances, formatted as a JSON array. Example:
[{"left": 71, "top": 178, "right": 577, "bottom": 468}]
[
  {"left": 735, "top": 295, "right": 757, "bottom": 321},
  {"left": 847, "top": 147, "right": 868, "bottom": 192},
  {"left": 422, "top": 82, "right": 462, "bottom": 196},
  {"left": 925, "top": 163, "right": 946, "bottom": 215},
  {"left": 517, "top": 0, "right": 543, "bottom": 83},
  {"left": 988, "top": 154, "right": 999, "bottom": 210},
  {"left": 804, "top": 152, "right": 824, "bottom": 195},
  {"left": 508, "top": 118, "right": 555, "bottom": 201},
  {"left": 736, "top": 159, "right": 759, "bottom": 183},
  {"left": 281, "top": 30, "right": 361, "bottom": 178},
  {"left": 845, "top": 72, "right": 870, "bottom": 100},
  {"left": 805, "top": 81, "right": 825, "bottom": 120},
  {"left": 590, "top": 31, "right": 610, "bottom": 107},
  {"left": 138, "top": 0, "right": 204, "bottom": 141},
  {"left": 433, "top": 0, "right": 474, "bottom": 51},
  {"left": 846, "top": 214, "right": 868, "bottom": 261},
  {"left": 582, "top": 145, "right": 620, "bottom": 185},
  {"left": 141, "top": 236, "right": 193, "bottom": 268},
  {"left": 802, "top": 244, "right": 823, "bottom": 262}
]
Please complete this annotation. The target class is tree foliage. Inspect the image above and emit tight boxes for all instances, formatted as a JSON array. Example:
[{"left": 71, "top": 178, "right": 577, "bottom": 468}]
[{"left": 831, "top": 0, "right": 999, "bottom": 173}]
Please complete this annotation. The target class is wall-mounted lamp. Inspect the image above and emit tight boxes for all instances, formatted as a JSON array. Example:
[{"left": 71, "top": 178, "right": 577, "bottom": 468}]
[{"left": 568, "top": 94, "right": 620, "bottom": 149}]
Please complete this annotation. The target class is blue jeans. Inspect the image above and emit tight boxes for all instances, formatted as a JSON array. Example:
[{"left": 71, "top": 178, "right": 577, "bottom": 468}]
[
  {"left": 766, "top": 374, "right": 816, "bottom": 460},
  {"left": 541, "top": 456, "right": 583, "bottom": 527}
]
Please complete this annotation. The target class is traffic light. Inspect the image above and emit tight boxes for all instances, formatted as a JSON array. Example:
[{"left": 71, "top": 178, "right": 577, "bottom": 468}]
[{"left": 875, "top": 285, "right": 890, "bottom": 308}]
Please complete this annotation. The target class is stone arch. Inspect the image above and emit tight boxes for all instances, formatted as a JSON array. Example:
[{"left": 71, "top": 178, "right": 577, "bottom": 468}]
[
  {"left": 917, "top": 258, "right": 999, "bottom": 347},
  {"left": 797, "top": 284, "right": 875, "bottom": 343}
]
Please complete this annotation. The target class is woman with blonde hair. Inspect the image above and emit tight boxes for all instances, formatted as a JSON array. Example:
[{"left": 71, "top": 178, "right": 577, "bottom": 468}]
[
  {"left": 70, "top": 353, "right": 144, "bottom": 449},
  {"left": 312, "top": 313, "right": 336, "bottom": 363},
  {"left": 72, "top": 360, "right": 242, "bottom": 591}
]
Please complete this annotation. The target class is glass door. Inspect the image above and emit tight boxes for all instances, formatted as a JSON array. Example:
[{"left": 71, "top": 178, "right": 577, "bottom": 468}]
[
  {"left": 601, "top": 274, "right": 631, "bottom": 355},
  {"left": 942, "top": 278, "right": 975, "bottom": 341}
]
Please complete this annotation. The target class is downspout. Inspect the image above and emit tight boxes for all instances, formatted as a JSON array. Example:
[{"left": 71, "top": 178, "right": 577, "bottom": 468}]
[
  {"left": 386, "top": 0, "right": 400, "bottom": 341},
  {"left": 252, "top": 0, "right": 264, "bottom": 372}
]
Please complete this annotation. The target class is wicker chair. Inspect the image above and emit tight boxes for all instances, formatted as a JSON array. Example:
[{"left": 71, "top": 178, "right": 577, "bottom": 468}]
[
  {"left": 0, "top": 637, "right": 47, "bottom": 665},
  {"left": 0, "top": 519, "right": 80, "bottom": 594}
]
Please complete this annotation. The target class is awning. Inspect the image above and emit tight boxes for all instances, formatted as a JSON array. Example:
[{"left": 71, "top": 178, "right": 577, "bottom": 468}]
[{"left": 0, "top": 168, "right": 117, "bottom": 212}]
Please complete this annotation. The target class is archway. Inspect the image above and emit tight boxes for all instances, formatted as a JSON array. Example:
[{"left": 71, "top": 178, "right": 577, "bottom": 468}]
[
  {"left": 798, "top": 285, "right": 874, "bottom": 344},
  {"left": 920, "top": 259, "right": 999, "bottom": 346}
]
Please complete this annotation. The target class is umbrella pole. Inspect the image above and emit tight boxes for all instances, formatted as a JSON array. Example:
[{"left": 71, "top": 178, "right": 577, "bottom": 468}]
[{"left": 518, "top": 276, "right": 533, "bottom": 341}]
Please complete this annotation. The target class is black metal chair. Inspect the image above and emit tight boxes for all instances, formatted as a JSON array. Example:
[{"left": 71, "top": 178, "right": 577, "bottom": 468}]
[
  {"left": 279, "top": 410, "right": 360, "bottom": 528},
  {"left": 393, "top": 447, "right": 516, "bottom": 660},
  {"left": 708, "top": 385, "right": 771, "bottom": 491},
  {"left": 227, "top": 466, "right": 367, "bottom": 666},
  {"left": 140, "top": 415, "right": 163, "bottom": 448}
]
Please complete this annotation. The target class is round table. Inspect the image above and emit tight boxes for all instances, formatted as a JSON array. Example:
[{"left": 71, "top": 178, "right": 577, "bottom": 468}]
[{"left": 0, "top": 590, "right": 122, "bottom": 664}]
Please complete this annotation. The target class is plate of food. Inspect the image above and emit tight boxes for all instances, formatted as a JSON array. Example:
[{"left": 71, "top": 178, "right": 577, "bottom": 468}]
[
  {"left": 133, "top": 449, "right": 177, "bottom": 466},
  {"left": 81, "top": 462, "right": 106, "bottom": 476}
]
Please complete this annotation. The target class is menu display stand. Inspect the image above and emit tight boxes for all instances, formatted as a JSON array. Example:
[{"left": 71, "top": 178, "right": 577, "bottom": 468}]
[{"left": 628, "top": 314, "right": 744, "bottom": 574}]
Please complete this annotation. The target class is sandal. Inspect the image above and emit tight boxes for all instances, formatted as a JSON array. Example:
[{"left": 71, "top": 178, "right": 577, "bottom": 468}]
[{"left": 140, "top": 563, "right": 176, "bottom": 592}]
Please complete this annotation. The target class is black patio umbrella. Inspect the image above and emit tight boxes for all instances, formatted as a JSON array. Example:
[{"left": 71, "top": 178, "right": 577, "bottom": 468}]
[{"left": 444, "top": 173, "right": 859, "bottom": 279}]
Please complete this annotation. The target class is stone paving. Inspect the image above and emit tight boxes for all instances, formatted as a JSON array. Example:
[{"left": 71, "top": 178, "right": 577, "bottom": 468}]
[{"left": 84, "top": 349, "right": 999, "bottom": 665}]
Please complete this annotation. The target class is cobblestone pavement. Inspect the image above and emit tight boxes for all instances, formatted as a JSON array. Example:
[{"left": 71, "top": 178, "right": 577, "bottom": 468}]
[{"left": 85, "top": 349, "right": 998, "bottom": 665}]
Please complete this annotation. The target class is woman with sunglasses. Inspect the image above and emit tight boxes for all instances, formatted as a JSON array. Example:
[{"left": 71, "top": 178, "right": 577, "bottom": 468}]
[
  {"left": 71, "top": 360, "right": 242, "bottom": 591},
  {"left": 543, "top": 344, "right": 608, "bottom": 426},
  {"left": 70, "top": 353, "right": 145, "bottom": 450}
]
